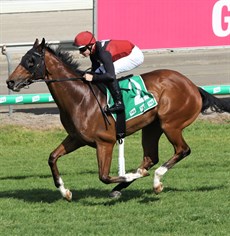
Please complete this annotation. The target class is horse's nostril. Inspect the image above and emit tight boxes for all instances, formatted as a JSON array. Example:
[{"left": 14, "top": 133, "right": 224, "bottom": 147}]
[{"left": 7, "top": 80, "right": 15, "bottom": 89}]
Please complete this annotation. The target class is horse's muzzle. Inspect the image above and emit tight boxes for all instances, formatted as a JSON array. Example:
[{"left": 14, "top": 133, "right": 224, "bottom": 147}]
[
  {"left": 6, "top": 80, "right": 15, "bottom": 90},
  {"left": 6, "top": 78, "right": 33, "bottom": 92}
]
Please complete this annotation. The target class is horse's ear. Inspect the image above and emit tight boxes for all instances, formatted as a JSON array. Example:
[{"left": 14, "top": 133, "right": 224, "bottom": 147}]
[
  {"left": 33, "top": 38, "right": 39, "bottom": 47},
  {"left": 36, "top": 38, "right": 46, "bottom": 53},
  {"left": 40, "top": 38, "right": 46, "bottom": 49}
]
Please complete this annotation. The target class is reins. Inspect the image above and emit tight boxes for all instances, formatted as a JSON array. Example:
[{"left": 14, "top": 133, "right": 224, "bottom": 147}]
[
  {"left": 88, "top": 82, "right": 111, "bottom": 128},
  {"left": 31, "top": 76, "right": 111, "bottom": 128},
  {"left": 30, "top": 77, "right": 82, "bottom": 83}
]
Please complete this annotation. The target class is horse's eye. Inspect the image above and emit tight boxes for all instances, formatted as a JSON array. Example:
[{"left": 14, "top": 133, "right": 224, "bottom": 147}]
[{"left": 27, "top": 57, "right": 35, "bottom": 68}]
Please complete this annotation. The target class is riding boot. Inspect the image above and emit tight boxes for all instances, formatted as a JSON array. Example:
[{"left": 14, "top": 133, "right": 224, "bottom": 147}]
[{"left": 107, "top": 79, "right": 125, "bottom": 113}]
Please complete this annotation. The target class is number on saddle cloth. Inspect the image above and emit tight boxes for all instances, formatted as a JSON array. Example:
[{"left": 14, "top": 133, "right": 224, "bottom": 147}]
[
  {"left": 108, "top": 75, "right": 158, "bottom": 141},
  {"left": 107, "top": 75, "right": 158, "bottom": 121}
]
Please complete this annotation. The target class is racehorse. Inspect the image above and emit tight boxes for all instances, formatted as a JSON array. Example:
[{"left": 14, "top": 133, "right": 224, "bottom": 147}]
[{"left": 6, "top": 39, "right": 230, "bottom": 201}]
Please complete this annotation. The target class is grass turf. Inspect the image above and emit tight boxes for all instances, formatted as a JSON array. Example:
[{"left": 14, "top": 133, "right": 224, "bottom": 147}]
[{"left": 0, "top": 121, "right": 229, "bottom": 235}]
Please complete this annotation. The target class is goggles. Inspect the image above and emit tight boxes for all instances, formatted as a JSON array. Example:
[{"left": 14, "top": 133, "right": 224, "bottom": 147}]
[{"left": 79, "top": 47, "right": 88, "bottom": 53}]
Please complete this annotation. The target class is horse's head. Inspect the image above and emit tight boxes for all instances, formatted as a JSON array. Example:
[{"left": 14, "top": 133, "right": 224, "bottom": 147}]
[{"left": 6, "top": 38, "right": 47, "bottom": 92}]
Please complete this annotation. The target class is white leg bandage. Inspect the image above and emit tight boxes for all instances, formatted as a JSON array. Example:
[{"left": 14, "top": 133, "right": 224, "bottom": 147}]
[{"left": 154, "top": 166, "right": 168, "bottom": 186}]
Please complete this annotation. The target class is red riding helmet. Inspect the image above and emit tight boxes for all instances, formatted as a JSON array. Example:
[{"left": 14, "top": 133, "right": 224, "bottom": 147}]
[{"left": 74, "top": 31, "right": 96, "bottom": 48}]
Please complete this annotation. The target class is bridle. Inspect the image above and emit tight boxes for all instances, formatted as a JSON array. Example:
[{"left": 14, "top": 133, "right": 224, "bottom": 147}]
[
  {"left": 20, "top": 48, "right": 47, "bottom": 85},
  {"left": 20, "top": 47, "right": 85, "bottom": 84}
]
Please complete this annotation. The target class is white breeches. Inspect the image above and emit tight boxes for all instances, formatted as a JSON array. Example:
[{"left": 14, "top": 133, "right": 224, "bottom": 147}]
[{"left": 95, "top": 46, "right": 144, "bottom": 75}]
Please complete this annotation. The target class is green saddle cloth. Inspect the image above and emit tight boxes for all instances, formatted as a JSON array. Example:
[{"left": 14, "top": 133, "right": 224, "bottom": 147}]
[{"left": 107, "top": 75, "right": 158, "bottom": 121}]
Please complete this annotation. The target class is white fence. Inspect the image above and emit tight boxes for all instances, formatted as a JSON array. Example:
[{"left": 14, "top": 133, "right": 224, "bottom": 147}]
[{"left": 0, "top": 0, "right": 93, "bottom": 13}]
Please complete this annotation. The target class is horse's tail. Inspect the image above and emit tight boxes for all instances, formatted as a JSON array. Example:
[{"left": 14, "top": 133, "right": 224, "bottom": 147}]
[{"left": 198, "top": 87, "right": 230, "bottom": 113}]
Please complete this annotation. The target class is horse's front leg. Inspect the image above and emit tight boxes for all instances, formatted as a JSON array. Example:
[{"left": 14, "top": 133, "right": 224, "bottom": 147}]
[
  {"left": 97, "top": 141, "right": 149, "bottom": 185},
  {"left": 48, "top": 135, "right": 83, "bottom": 201},
  {"left": 96, "top": 142, "right": 127, "bottom": 184}
]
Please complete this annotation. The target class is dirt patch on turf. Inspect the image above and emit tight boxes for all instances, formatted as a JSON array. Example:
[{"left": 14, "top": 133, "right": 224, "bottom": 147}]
[
  {"left": 198, "top": 111, "right": 230, "bottom": 124},
  {"left": 0, "top": 109, "right": 229, "bottom": 130},
  {"left": 0, "top": 111, "right": 62, "bottom": 130}
]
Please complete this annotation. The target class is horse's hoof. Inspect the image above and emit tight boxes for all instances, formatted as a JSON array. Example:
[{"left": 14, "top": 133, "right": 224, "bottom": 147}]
[
  {"left": 137, "top": 168, "right": 150, "bottom": 177},
  {"left": 153, "top": 182, "right": 164, "bottom": 194},
  {"left": 64, "top": 189, "right": 72, "bottom": 202},
  {"left": 109, "top": 191, "right": 122, "bottom": 199}
]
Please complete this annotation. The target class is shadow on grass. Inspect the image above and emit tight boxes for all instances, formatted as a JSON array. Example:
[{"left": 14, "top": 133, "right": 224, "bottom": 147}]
[
  {"left": 0, "top": 185, "right": 225, "bottom": 205},
  {"left": 0, "top": 187, "right": 160, "bottom": 205},
  {"left": 0, "top": 174, "right": 51, "bottom": 181},
  {"left": 0, "top": 189, "right": 61, "bottom": 203},
  {"left": 81, "top": 189, "right": 161, "bottom": 206},
  {"left": 164, "top": 185, "right": 226, "bottom": 193}
]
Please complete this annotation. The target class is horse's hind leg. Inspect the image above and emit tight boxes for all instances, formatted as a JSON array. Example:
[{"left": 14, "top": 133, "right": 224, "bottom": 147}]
[
  {"left": 153, "top": 127, "right": 191, "bottom": 194},
  {"left": 48, "top": 135, "right": 83, "bottom": 201},
  {"left": 141, "top": 118, "right": 163, "bottom": 169},
  {"left": 110, "top": 119, "right": 163, "bottom": 198}
]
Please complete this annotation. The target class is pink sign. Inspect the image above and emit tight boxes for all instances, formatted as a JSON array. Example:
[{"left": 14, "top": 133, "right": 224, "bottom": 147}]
[{"left": 96, "top": 0, "right": 230, "bottom": 49}]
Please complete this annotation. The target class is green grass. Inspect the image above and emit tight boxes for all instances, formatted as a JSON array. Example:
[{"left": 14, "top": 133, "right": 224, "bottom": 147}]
[{"left": 0, "top": 121, "right": 229, "bottom": 236}]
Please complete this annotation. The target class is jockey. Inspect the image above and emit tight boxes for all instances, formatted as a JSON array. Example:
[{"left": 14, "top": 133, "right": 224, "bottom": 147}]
[{"left": 73, "top": 31, "right": 144, "bottom": 113}]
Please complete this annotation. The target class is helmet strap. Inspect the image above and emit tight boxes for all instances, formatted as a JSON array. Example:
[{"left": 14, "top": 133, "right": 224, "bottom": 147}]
[
  {"left": 88, "top": 34, "right": 95, "bottom": 45},
  {"left": 87, "top": 44, "right": 95, "bottom": 54},
  {"left": 86, "top": 34, "right": 95, "bottom": 53}
]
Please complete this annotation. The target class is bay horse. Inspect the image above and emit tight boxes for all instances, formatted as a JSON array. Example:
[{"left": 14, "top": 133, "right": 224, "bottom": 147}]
[{"left": 6, "top": 39, "right": 230, "bottom": 201}]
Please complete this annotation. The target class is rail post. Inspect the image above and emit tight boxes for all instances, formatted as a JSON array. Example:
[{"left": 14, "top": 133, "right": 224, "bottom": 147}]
[{"left": 1, "top": 45, "right": 13, "bottom": 115}]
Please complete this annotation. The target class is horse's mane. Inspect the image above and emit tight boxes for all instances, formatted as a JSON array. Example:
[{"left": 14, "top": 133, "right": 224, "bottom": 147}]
[{"left": 45, "top": 44, "right": 84, "bottom": 75}]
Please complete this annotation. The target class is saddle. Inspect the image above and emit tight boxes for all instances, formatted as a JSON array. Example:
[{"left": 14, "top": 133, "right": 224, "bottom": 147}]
[
  {"left": 95, "top": 74, "right": 133, "bottom": 95},
  {"left": 92, "top": 74, "right": 158, "bottom": 141},
  {"left": 95, "top": 75, "right": 132, "bottom": 141}
]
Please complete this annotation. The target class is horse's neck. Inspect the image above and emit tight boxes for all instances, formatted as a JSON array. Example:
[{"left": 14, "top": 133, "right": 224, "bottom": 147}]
[
  {"left": 44, "top": 51, "right": 86, "bottom": 107},
  {"left": 45, "top": 51, "right": 78, "bottom": 81}
]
